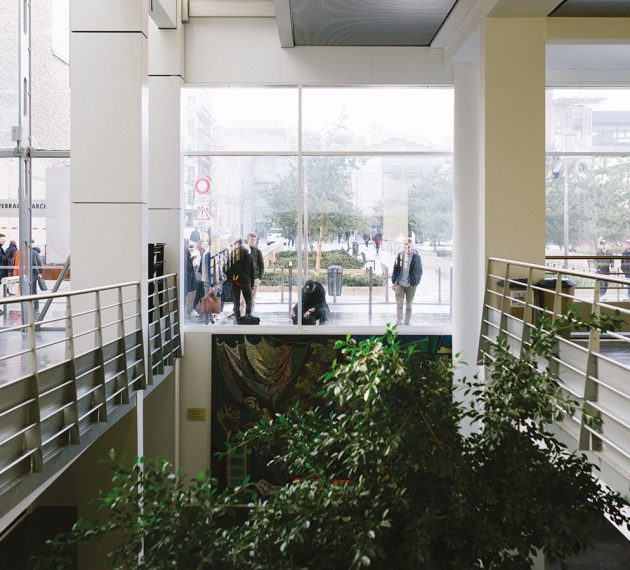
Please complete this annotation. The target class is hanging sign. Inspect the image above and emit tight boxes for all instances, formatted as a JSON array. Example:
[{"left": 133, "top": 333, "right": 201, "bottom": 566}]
[
  {"left": 194, "top": 205, "right": 211, "bottom": 221},
  {"left": 194, "top": 177, "right": 211, "bottom": 195}
]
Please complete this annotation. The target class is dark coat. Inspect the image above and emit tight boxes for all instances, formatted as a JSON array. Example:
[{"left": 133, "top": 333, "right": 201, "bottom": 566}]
[
  {"left": 392, "top": 250, "right": 423, "bottom": 287},
  {"left": 250, "top": 245, "right": 265, "bottom": 281},
  {"left": 293, "top": 281, "right": 330, "bottom": 325},
  {"left": 0, "top": 245, "right": 7, "bottom": 280},
  {"left": 185, "top": 247, "right": 196, "bottom": 293},
  {"left": 31, "top": 247, "right": 43, "bottom": 279},
  {"left": 226, "top": 250, "right": 255, "bottom": 290}
]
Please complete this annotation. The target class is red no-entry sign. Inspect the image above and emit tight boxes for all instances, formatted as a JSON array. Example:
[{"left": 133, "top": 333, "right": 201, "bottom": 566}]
[{"left": 194, "top": 177, "right": 211, "bottom": 195}]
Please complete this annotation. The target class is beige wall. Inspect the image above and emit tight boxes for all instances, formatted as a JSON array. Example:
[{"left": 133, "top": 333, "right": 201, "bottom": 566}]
[
  {"left": 483, "top": 17, "right": 547, "bottom": 268},
  {"left": 179, "top": 332, "right": 213, "bottom": 476}
]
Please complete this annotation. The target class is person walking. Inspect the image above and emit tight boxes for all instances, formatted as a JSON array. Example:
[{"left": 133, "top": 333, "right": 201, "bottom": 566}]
[
  {"left": 391, "top": 238, "right": 422, "bottom": 326},
  {"left": 30, "top": 245, "right": 44, "bottom": 313},
  {"left": 242, "top": 232, "right": 264, "bottom": 314},
  {"left": 596, "top": 239, "right": 612, "bottom": 301},
  {"left": 373, "top": 232, "right": 382, "bottom": 254}
]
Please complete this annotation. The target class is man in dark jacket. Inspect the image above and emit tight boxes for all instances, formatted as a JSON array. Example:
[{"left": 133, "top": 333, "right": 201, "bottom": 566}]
[
  {"left": 244, "top": 232, "right": 264, "bottom": 314},
  {"left": 31, "top": 245, "right": 44, "bottom": 311},
  {"left": 391, "top": 238, "right": 422, "bottom": 326},
  {"left": 0, "top": 234, "right": 8, "bottom": 281},
  {"left": 5, "top": 240, "right": 17, "bottom": 276},
  {"left": 226, "top": 243, "right": 255, "bottom": 322},
  {"left": 291, "top": 279, "right": 330, "bottom": 325}
]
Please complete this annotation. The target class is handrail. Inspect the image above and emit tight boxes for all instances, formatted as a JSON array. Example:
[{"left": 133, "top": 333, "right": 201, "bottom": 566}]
[
  {"left": 0, "top": 273, "right": 178, "bottom": 306},
  {"left": 0, "top": 273, "right": 181, "bottom": 515},
  {"left": 480, "top": 257, "right": 630, "bottom": 496}
]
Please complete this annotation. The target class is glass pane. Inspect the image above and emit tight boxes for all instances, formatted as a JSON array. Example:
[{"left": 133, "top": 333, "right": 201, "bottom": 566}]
[
  {"left": 0, "top": 3, "right": 19, "bottom": 148},
  {"left": 182, "top": 87, "right": 298, "bottom": 152},
  {"left": 547, "top": 88, "right": 630, "bottom": 152},
  {"left": 303, "top": 155, "right": 453, "bottom": 326},
  {"left": 0, "top": 159, "right": 19, "bottom": 280},
  {"left": 31, "top": 157, "right": 71, "bottom": 270},
  {"left": 183, "top": 156, "right": 297, "bottom": 326},
  {"left": 546, "top": 155, "right": 630, "bottom": 255},
  {"left": 302, "top": 87, "right": 454, "bottom": 152},
  {"left": 31, "top": 0, "right": 71, "bottom": 150}
]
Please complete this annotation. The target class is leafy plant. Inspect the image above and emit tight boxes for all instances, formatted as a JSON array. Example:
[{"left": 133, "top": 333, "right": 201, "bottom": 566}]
[
  {"left": 36, "top": 311, "right": 629, "bottom": 569},
  {"left": 272, "top": 249, "right": 365, "bottom": 269}
]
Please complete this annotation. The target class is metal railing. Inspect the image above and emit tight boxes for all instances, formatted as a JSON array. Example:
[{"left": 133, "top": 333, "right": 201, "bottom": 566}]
[
  {"left": 480, "top": 258, "right": 630, "bottom": 494},
  {"left": 0, "top": 274, "right": 181, "bottom": 501}
]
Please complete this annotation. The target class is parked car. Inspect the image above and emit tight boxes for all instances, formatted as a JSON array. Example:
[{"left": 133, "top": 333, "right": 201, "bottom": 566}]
[{"left": 267, "top": 228, "right": 285, "bottom": 245}]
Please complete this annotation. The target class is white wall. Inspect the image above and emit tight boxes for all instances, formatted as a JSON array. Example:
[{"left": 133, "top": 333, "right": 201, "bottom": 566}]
[{"left": 185, "top": 18, "right": 453, "bottom": 85}]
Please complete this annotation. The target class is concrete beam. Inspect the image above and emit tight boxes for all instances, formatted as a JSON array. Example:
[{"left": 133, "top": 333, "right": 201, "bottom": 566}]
[
  {"left": 274, "top": 0, "right": 294, "bottom": 48},
  {"left": 150, "top": 0, "right": 177, "bottom": 29}
]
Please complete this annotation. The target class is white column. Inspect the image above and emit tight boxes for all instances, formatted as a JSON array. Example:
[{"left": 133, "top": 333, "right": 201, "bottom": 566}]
[
  {"left": 148, "top": 6, "right": 184, "bottom": 277},
  {"left": 70, "top": 0, "right": 149, "bottom": 288},
  {"left": 144, "top": 7, "right": 185, "bottom": 466},
  {"left": 453, "top": 63, "right": 484, "bottom": 384},
  {"left": 69, "top": 0, "right": 149, "bottom": 487}
]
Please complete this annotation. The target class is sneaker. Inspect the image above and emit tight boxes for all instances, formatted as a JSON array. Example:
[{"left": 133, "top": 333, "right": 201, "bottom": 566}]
[
  {"left": 404, "top": 320, "right": 410, "bottom": 326},
  {"left": 600, "top": 296, "right": 608, "bottom": 302}
]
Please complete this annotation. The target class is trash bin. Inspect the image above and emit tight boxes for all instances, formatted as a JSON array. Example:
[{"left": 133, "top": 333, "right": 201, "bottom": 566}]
[
  {"left": 352, "top": 241, "right": 359, "bottom": 257},
  {"left": 535, "top": 278, "right": 576, "bottom": 335},
  {"left": 496, "top": 278, "right": 529, "bottom": 319},
  {"left": 327, "top": 265, "right": 343, "bottom": 297}
]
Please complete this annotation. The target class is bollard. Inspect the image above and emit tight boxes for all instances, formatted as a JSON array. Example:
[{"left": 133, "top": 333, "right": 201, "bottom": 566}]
[
  {"left": 288, "top": 263, "right": 293, "bottom": 317},
  {"left": 368, "top": 267, "right": 373, "bottom": 323},
  {"left": 281, "top": 266, "right": 285, "bottom": 303},
  {"left": 449, "top": 266, "right": 453, "bottom": 316},
  {"left": 438, "top": 268, "right": 442, "bottom": 304}
]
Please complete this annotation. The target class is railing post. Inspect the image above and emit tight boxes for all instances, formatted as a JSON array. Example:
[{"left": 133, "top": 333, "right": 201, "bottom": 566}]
[
  {"left": 93, "top": 291, "right": 108, "bottom": 423},
  {"left": 438, "top": 267, "right": 442, "bottom": 304},
  {"left": 383, "top": 264, "right": 389, "bottom": 303},
  {"left": 26, "top": 300, "right": 44, "bottom": 474},
  {"left": 579, "top": 280, "right": 602, "bottom": 451},
  {"left": 117, "top": 286, "right": 130, "bottom": 405},
  {"left": 136, "top": 282, "right": 148, "bottom": 390},
  {"left": 65, "top": 296, "right": 80, "bottom": 445}
]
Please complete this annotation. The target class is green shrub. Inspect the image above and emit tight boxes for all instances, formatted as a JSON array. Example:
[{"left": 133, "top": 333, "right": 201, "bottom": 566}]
[
  {"left": 36, "top": 312, "right": 630, "bottom": 570},
  {"left": 262, "top": 269, "right": 384, "bottom": 287},
  {"left": 272, "top": 249, "right": 364, "bottom": 269}
]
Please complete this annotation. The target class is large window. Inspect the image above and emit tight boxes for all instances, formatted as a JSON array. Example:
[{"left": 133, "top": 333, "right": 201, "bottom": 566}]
[
  {"left": 183, "top": 87, "right": 453, "bottom": 328},
  {"left": 546, "top": 88, "right": 630, "bottom": 256},
  {"left": 0, "top": 0, "right": 70, "bottom": 302}
]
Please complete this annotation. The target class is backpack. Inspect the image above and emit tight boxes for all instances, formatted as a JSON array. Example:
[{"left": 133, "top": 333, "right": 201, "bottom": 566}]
[{"left": 621, "top": 249, "right": 630, "bottom": 274}]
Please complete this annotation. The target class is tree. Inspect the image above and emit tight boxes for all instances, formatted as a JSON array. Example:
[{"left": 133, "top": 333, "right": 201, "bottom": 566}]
[
  {"left": 37, "top": 313, "right": 630, "bottom": 570},
  {"left": 547, "top": 156, "right": 630, "bottom": 251},
  {"left": 260, "top": 128, "right": 366, "bottom": 271},
  {"left": 408, "top": 160, "right": 452, "bottom": 248}
]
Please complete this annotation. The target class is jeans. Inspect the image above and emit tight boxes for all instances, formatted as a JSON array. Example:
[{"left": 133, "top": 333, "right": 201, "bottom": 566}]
[
  {"left": 597, "top": 268, "right": 610, "bottom": 296},
  {"left": 233, "top": 285, "right": 252, "bottom": 318},
  {"left": 395, "top": 284, "right": 417, "bottom": 324},
  {"left": 241, "top": 278, "right": 260, "bottom": 314}
]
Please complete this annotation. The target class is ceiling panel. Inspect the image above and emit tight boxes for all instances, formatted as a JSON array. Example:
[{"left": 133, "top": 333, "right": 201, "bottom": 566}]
[
  {"left": 290, "top": 0, "right": 458, "bottom": 46},
  {"left": 551, "top": 0, "right": 630, "bottom": 17}
]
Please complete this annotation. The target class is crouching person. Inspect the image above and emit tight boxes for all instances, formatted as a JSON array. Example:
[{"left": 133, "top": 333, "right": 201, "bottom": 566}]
[{"left": 291, "top": 279, "right": 330, "bottom": 325}]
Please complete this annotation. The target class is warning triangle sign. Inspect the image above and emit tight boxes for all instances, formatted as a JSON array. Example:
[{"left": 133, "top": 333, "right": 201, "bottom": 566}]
[{"left": 194, "top": 205, "right": 211, "bottom": 221}]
